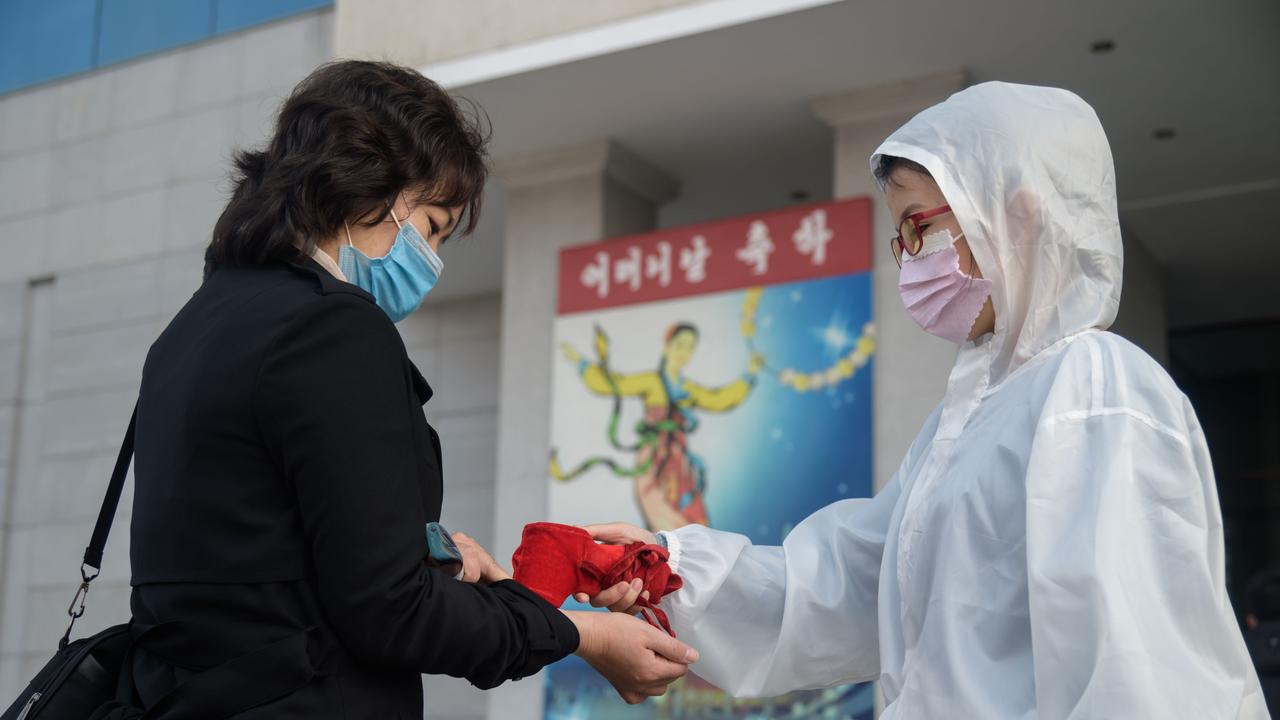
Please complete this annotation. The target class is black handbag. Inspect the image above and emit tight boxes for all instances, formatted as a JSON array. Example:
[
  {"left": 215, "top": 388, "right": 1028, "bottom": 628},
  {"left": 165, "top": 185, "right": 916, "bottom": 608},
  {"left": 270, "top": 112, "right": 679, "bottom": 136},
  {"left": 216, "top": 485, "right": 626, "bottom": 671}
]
[{"left": 2, "top": 407, "right": 315, "bottom": 720}]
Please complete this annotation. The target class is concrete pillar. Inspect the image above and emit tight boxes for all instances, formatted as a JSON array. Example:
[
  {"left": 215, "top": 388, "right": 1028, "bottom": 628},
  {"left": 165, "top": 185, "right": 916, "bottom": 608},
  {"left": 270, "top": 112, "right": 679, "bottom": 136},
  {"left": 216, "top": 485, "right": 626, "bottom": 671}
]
[
  {"left": 812, "top": 70, "right": 967, "bottom": 494},
  {"left": 488, "top": 139, "right": 677, "bottom": 720}
]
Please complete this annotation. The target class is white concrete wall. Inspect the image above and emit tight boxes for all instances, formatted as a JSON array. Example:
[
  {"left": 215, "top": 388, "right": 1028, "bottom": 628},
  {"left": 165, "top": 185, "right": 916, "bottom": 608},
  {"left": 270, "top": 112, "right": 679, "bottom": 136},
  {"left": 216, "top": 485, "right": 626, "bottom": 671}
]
[
  {"left": 334, "top": 0, "right": 701, "bottom": 67},
  {"left": 0, "top": 8, "right": 335, "bottom": 700}
]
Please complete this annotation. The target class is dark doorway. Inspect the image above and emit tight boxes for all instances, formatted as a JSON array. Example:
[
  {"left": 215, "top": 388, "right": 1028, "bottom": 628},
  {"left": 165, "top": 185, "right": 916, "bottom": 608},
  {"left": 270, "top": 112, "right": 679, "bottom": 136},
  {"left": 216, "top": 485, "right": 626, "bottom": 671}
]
[{"left": 1169, "top": 320, "right": 1280, "bottom": 616}]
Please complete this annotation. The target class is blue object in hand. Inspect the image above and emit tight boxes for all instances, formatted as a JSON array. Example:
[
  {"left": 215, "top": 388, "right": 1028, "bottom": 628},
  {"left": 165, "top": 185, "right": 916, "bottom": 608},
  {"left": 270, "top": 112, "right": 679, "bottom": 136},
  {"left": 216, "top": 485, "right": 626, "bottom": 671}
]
[{"left": 425, "top": 522, "right": 464, "bottom": 572}]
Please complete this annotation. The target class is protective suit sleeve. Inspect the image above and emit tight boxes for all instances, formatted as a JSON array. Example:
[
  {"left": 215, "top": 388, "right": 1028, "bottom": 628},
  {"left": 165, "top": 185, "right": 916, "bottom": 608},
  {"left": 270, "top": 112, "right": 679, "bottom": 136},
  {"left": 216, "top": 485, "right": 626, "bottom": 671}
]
[
  {"left": 659, "top": 478, "right": 900, "bottom": 697},
  {"left": 1025, "top": 405, "right": 1264, "bottom": 719}
]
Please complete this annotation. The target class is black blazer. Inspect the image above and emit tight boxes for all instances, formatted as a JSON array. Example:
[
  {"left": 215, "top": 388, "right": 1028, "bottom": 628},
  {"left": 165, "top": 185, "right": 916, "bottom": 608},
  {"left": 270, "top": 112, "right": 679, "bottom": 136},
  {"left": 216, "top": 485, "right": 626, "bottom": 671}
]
[{"left": 128, "top": 257, "right": 577, "bottom": 718}]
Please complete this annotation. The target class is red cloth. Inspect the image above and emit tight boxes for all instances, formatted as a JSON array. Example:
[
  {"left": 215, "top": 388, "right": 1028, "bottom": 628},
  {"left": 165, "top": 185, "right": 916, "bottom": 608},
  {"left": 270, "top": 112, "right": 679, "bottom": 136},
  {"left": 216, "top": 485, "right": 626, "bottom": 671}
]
[{"left": 511, "top": 522, "right": 683, "bottom": 635}]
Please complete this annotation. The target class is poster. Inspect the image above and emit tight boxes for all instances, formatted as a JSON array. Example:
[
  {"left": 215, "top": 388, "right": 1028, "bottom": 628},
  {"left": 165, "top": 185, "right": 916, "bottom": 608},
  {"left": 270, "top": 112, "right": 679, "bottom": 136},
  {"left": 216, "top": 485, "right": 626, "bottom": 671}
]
[{"left": 546, "top": 197, "right": 876, "bottom": 720}]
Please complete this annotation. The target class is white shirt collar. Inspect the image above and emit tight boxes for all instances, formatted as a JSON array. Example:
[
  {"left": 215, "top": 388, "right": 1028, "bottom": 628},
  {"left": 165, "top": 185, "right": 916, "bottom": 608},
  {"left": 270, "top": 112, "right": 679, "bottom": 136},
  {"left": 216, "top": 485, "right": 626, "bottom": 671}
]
[{"left": 309, "top": 245, "right": 347, "bottom": 282}]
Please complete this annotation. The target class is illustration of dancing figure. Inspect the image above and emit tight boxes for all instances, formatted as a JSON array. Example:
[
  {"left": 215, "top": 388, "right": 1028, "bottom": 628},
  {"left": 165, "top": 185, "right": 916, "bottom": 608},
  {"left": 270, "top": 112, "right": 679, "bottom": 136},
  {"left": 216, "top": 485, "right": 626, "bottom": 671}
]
[{"left": 553, "top": 323, "right": 762, "bottom": 531}]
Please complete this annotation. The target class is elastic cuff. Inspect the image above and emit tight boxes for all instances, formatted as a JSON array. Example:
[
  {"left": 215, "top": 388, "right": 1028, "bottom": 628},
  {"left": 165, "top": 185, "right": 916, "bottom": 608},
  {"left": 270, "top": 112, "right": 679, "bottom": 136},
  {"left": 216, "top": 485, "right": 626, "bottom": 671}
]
[
  {"left": 658, "top": 531, "right": 683, "bottom": 575},
  {"left": 577, "top": 359, "right": 589, "bottom": 375}
]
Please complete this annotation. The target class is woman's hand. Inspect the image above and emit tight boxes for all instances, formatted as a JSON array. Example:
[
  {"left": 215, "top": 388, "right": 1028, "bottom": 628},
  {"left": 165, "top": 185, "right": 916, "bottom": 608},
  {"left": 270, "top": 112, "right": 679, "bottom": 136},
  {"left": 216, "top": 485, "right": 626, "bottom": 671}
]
[
  {"left": 567, "top": 611, "right": 698, "bottom": 704},
  {"left": 452, "top": 532, "right": 512, "bottom": 584},
  {"left": 572, "top": 523, "right": 660, "bottom": 613}
]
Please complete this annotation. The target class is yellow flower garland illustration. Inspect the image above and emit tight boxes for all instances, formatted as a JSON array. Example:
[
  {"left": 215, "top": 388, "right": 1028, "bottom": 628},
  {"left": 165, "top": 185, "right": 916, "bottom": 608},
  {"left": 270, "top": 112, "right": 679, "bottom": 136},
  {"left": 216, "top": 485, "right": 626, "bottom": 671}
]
[{"left": 740, "top": 286, "right": 876, "bottom": 392}]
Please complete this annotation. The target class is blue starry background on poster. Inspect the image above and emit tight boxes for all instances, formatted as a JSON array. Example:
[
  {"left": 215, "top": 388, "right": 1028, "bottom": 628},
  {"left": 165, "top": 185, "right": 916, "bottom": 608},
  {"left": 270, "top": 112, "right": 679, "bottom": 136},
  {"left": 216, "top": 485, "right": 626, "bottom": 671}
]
[{"left": 545, "top": 270, "right": 875, "bottom": 720}]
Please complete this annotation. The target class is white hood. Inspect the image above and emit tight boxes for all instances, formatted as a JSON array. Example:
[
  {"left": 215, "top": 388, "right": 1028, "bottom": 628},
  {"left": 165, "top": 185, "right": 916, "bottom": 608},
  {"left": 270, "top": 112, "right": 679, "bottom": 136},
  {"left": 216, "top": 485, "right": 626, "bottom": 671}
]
[{"left": 872, "top": 81, "right": 1124, "bottom": 384}]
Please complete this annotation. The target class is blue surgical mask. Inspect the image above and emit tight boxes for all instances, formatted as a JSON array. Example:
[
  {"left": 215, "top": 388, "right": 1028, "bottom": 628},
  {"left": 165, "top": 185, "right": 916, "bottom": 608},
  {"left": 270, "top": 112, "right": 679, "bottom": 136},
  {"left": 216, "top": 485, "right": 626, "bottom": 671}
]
[{"left": 338, "top": 197, "right": 444, "bottom": 323}]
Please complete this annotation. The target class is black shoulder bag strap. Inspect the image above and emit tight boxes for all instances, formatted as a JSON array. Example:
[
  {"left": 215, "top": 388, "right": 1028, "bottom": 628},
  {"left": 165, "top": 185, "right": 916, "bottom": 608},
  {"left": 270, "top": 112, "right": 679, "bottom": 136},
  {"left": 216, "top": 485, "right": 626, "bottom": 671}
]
[{"left": 60, "top": 403, "right": 138, "bottom": 650}]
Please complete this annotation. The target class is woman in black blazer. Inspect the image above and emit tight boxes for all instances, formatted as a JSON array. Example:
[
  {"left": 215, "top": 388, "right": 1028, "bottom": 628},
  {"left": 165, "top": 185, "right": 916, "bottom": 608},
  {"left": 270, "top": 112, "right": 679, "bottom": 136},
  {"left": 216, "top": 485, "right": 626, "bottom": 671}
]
[{"left": 127, "top": 60, "right": 696, "bottom": 718}]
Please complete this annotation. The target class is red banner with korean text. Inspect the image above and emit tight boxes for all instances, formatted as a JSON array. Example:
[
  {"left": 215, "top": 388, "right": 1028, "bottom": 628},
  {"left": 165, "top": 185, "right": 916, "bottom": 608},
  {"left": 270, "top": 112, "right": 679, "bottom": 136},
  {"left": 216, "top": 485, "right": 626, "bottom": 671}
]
[{"left": 557, "top": 197, "right": 872, "bottom": 315}]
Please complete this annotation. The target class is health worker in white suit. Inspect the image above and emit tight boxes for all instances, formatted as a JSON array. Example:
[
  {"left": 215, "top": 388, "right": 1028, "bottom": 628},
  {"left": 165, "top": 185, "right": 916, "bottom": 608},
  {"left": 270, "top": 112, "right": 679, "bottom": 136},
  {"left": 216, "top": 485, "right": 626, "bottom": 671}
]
[{"left": 579, "top": 81, "right": 1268, "bottom": 719}]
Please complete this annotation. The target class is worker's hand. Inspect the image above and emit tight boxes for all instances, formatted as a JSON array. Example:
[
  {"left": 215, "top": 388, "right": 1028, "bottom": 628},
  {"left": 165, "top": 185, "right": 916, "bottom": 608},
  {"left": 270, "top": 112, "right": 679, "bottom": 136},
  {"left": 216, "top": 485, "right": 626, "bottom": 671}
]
[
  {"left": 576, "top": 578, "right": 648, "bottom": 614},
  {"left": 583, "top": 522, "right": 657, "bottom": 547},
  {"left": 452, "top": 532, "right": 512, "bottom": 584},
  {"left": 567, "top": 611, "right": 698, "bottom": 704},
  {"left": 574, "top": 523, "right": 660, "bottom": 613}
]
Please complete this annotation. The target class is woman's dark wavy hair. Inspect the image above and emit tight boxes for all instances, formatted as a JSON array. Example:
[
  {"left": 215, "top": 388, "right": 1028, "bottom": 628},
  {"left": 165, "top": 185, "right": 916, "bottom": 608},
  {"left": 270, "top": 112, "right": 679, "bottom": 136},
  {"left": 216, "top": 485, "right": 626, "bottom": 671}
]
[{"left": 206, "top": 60, "right": 490, "bottom": 274}]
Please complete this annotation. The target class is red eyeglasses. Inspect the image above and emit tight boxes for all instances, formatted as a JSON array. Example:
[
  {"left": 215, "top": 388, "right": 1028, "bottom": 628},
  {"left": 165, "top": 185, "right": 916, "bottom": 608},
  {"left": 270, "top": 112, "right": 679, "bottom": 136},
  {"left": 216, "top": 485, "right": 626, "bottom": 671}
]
[{"left": 890, "top": 204, "right": 953, "bottom": 267}]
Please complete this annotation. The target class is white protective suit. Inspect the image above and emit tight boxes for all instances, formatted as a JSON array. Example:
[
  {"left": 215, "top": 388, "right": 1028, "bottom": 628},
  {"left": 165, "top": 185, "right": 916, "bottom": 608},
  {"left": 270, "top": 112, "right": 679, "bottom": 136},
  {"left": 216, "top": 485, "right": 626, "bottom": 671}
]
[{"left": 659, "top": 82, "right": 1267, "bottom": 719}]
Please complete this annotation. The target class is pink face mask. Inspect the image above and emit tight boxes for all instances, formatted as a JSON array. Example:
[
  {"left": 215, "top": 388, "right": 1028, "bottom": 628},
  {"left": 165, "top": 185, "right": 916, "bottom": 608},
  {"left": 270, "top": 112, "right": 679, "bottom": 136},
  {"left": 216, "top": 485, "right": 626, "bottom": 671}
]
[{"left": 897, "top": 228, "right": 993, "bottom": 344}]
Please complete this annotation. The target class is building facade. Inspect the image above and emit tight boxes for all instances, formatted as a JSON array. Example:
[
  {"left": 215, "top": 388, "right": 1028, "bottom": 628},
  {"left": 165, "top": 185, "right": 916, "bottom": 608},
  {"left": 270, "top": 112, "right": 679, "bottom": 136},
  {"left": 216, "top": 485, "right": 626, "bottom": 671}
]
[{"left": 1, "top": 1, "right": 1277, "bottom": 719}]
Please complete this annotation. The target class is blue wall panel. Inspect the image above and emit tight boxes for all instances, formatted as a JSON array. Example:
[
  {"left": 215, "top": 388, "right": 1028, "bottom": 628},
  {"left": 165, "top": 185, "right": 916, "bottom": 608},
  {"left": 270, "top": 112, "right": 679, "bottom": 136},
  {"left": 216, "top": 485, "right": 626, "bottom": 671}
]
[
  {"left": 214, "top": 0, "right": 330, "bottom": 35},
  {"left": 97, "top": 0, "right": 215, "bottom": 65},
  {"left": 0, "top": 0, "right": 98, "bottom": 95},
  {"left": 1, "top": 0, "right": 331, "bottom": 95}
]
